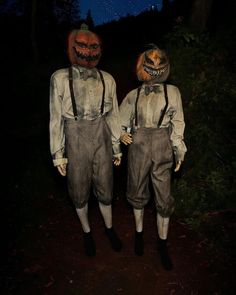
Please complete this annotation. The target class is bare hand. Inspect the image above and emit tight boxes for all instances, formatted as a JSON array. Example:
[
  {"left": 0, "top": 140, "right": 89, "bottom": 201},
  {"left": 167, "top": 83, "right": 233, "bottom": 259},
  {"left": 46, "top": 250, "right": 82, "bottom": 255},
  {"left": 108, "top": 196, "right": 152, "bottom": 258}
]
[
  {"left": 57, "top": 163, "right": 67, "bottom": 176},
  {"left": 174, "top": 161, "right": 182, "bottom": 172},
  {"left": 120, "top": 133, "right": 132, "bottom": 145},
  {"left": 113, "top": 157, "right": 121, "bottom": 166}
]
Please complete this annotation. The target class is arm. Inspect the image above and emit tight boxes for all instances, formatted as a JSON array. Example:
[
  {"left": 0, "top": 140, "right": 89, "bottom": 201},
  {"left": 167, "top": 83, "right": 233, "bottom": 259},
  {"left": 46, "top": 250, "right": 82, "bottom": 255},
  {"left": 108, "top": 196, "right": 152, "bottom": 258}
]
[
  {"left": 105, "top": 78, "right": 122, "bottom": 165},
  {"left": 119, "top": 90, "right": 135, "bottom": 145},
  {"left": 170, "top": 87, "right": 187, "bottom": 171},
  {"left": 49, "top": 74, "right": 68, "bottom": 175}
]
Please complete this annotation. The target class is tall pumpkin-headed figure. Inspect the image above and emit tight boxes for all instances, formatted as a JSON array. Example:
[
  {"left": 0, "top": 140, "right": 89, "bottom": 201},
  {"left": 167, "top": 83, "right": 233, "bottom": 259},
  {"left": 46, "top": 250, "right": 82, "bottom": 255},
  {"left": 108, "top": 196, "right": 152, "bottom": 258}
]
[
  {"left": 49, "top": 24, "right": 122, "bottom": 256},
  {"left": 120, "top": 45, "right": 187, "bottom": 270}
]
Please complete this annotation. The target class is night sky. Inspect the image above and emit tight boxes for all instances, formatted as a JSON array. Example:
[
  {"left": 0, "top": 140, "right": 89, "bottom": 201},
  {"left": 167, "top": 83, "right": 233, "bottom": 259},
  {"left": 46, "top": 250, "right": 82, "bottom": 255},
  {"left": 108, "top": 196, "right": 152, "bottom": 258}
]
[
  {"left": 80, "top": 0, "right": 163, "bottom": 25},
  {"left": 0, "top": 0, "right": 163, "bottom": 26}
]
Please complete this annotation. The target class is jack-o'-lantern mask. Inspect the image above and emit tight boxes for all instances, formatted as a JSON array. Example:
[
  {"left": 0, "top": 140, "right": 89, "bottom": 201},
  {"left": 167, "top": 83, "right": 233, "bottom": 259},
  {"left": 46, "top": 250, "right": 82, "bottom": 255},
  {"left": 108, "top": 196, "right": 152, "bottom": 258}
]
[
  {"left": 136, "top": 46, "right": 170, "bottom": 83},
  {"left": 68, "top": 24, "right": 102, "bottom": 68}
]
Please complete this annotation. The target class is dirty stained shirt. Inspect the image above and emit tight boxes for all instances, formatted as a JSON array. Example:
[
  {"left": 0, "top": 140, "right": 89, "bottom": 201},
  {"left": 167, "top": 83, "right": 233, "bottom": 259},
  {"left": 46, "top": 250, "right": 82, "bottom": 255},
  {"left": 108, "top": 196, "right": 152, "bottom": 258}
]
[
  {"left": 119, "top": 83, "right": 187, "bottom": 162},
  {"left": 49, "top": 65, "right": 122, "bottom": 166}
]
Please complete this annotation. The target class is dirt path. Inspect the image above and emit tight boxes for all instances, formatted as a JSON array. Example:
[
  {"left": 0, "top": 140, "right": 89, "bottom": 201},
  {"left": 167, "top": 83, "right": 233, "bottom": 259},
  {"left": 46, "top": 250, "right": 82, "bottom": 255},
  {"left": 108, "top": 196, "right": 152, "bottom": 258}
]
[{"left": 1, "top": 128, "right": 235, "bottom": 295}]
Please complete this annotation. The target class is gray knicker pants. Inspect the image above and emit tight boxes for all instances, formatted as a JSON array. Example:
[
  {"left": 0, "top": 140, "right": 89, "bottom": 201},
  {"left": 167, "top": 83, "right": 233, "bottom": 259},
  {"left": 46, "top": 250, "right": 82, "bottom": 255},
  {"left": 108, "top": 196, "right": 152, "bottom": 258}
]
[
  {"left": 127, "top": 127, "right": 174, "bottom": 217},
  {"left": 65, "top": 117, "right": 113, "bottom": 209}
]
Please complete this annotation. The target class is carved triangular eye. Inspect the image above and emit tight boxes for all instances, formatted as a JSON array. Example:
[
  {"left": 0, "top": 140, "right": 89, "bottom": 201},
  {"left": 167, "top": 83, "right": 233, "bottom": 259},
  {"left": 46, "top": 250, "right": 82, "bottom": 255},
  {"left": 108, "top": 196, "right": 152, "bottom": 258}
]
[
  {"left": 75, "top": 41, "right": 88, "bottom": 48},
  {"left": 144, "top": 52, "right": 154, "bottom": 65},
  {"left": 159, "top": 57, "right": 167, "bottom": 65},
  {"left": 90, "top": 43, "right": 100, "bottom": 49}
]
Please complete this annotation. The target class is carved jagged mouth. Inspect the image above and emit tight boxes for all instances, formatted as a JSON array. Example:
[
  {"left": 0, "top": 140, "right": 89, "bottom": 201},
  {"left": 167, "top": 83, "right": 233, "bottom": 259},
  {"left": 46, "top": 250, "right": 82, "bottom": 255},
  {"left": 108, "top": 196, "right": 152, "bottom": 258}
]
[
  {"left": 74, "top": 48, "right": 100, "bottom": 61},
  {"left": 144, "top": 64, "right": 167, "bottom": 76}
]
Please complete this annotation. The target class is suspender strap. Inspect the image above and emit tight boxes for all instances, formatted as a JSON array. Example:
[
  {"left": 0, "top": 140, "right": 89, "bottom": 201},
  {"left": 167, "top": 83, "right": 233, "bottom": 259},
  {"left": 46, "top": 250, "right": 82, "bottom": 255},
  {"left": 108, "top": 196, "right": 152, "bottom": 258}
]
[
  {"left": 135, "top": 84, "right": 168, "bottom": 129},
  {"left": 98, "top": 70, "right": 105, "bottom": 115},
  {"left": 134, "top": 87, "right": 141, "bottom": 127},
  {"left": 68, "top": 67, "right": 106, "bottom": 119},
  {"left": 68, "top": 67, "right": 78, "bottom": 120},
  {"left": 157, "top": 83, "right": 169, "bottom": 128}
]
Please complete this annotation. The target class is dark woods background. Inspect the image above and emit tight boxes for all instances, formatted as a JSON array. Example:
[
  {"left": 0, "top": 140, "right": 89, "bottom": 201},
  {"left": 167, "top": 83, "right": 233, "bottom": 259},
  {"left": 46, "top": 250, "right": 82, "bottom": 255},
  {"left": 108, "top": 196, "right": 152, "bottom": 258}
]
[{"left": 1, "top": 0, "right": 236, "bottom": 252}]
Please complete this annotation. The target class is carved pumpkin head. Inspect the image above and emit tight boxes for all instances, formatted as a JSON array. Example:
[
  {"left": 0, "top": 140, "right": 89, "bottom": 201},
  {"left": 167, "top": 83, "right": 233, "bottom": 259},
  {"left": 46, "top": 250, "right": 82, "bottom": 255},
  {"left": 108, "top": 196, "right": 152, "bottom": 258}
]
[
  {"left": 68, "top": 24, "right": 102, "bottom": 68},
  {"left": 136, "top": 46, "right": 170, "bottom": 83}
]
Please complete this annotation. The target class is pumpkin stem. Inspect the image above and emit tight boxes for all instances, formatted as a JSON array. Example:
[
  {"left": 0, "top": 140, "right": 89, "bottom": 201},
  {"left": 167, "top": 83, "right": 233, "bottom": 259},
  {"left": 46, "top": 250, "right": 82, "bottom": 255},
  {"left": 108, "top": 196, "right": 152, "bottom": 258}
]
[{"left": 80, "top": 23, "right": 89, "bottom": 31}]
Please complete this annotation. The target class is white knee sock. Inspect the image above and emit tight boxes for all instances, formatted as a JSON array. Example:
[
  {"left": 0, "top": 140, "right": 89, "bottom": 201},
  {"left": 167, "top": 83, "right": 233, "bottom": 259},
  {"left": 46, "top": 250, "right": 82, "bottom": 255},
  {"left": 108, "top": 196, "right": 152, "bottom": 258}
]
[
  {"left": 157, "top": 213, "right": 169, "bottom": 240},
  {"left": 75, "top": 204, "right": 90, "bottom": 233},
  {"left": 99, "top": 202, "right": 112, "bottom": 229},
  {"left": 133, "top": 208, "right": 144, "bottom": 232}
]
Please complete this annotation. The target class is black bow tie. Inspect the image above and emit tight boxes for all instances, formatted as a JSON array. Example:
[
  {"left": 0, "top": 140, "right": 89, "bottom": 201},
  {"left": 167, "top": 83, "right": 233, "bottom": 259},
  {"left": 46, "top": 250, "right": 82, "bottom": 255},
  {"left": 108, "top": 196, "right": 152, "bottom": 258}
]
[
  {"left": 144, "top": 85, "right": 160, "bottom": 96},
  {"left": 80, "top": 69, "right": 97, "bottom": 80}
]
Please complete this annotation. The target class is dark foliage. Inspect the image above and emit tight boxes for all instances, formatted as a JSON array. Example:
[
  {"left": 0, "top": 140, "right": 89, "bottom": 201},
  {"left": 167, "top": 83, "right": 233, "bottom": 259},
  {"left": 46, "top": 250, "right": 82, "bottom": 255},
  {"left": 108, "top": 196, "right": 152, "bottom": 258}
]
[{"left": 164, "top": 25, "right": 236, "bottom": 219}]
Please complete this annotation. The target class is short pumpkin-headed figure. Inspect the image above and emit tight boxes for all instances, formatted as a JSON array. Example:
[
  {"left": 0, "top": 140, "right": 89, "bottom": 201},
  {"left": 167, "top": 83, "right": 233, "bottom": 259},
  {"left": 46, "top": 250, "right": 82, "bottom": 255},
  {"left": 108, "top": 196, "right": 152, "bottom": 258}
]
[
  {"left": 49, "top": 24, "right": 122, "bottom": 256},
  {"left": 120, "top": 45, "right": 187, "bottom": 270}
]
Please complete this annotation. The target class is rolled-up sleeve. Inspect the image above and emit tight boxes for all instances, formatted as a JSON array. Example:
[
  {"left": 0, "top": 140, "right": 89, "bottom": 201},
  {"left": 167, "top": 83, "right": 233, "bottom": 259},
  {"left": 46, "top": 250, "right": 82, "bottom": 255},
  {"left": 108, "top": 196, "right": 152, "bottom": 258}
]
[{"left": 49, "top": 74, "right": 68, "bottom": 166}]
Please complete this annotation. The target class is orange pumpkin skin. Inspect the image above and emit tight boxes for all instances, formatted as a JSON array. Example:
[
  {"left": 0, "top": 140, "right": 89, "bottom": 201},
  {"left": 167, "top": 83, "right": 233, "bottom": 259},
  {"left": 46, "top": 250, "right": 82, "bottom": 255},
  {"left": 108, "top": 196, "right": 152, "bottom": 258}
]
[
  {"left": 68, "top": 28, "right": 102, "bottom": 68},
  {"left": 136, "top": 48, "right": 170, "bottom": 83}
]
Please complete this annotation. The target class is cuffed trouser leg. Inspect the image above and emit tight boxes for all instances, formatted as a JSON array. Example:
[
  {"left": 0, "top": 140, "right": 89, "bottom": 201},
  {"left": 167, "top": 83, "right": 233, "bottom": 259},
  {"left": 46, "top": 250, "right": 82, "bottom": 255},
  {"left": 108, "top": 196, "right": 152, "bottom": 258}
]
[
  {"left": 150, "top": 128, "right": 174, "bottom": 217},
  {"left": 65, "top": 117, "right": 113, "bottom": 208},
  {"left": 126, "top": 128, "right": 174, "bottom": 214},
  {"left": 126, "top": 129, "right": 152, "bottom": 209}
]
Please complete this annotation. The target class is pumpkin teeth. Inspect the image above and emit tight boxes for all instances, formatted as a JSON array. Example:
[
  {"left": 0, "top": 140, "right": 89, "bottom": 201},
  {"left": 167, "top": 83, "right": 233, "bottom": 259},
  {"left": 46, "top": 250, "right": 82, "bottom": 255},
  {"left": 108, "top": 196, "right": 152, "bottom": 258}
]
[
  {"left": 144, "top": 65, "right": 167, "bottom": 76},
  {"left": 73, "top": 48, "right": 100, "bottom": 62},
  {"left": 75, "top": 51, "right": 100, "bottom": 61}
]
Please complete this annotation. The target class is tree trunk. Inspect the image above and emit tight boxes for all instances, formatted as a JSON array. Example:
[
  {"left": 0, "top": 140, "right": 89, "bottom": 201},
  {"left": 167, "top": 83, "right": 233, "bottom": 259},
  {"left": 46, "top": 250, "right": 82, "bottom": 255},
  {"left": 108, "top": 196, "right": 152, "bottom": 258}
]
[
  {"left": 30, "top": 0, "right": 39, "bottom": 63},
  {"left": 189, "top": 0, "right": 213, "bottom": 32}
]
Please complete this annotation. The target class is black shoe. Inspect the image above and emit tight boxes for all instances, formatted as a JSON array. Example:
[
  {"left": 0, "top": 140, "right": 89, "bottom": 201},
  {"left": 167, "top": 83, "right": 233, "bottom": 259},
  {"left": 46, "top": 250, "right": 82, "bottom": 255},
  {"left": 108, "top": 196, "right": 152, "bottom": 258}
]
[
  {"left": 134, "top": 231, "right": 144, "bottom": 256},
  {"left": 158, "top": 238, "right": 173, "bottom": 271},
  {"left": 83, "top": 232, "right": 96, "bottom": 256},
  {"left": 105, "top": 227, "right": 122, "bottom": 252}
]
